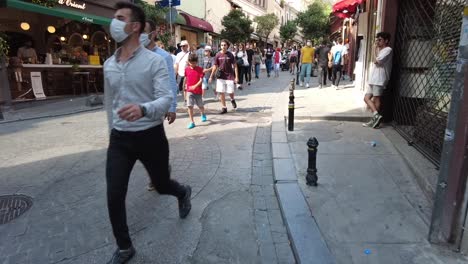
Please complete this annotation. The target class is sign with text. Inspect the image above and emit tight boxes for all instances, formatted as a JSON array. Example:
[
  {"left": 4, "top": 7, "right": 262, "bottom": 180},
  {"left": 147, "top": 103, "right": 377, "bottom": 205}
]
[
  {"left": 157, "top": 0, "right": 181, "bottom": 7},
  {"left": 58, "top": 0, "right": 86, "bottom": 10},
  {"left": 30, "top": 72, "right": 46, "bottom": 100}
]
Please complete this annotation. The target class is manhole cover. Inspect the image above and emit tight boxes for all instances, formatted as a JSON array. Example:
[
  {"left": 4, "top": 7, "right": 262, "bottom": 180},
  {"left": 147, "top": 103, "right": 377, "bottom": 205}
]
[{"left": 0, "top": 195, "right": 33, "bottom": 225}]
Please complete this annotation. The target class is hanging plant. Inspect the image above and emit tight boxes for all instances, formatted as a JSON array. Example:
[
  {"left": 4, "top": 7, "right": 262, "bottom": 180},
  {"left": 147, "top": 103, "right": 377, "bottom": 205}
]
[
  {"left": 0, "top": 33, "right": 9, "bottom": 58},
  {"left": 31, "top": 0, "right": 56, "bottom": 8}
]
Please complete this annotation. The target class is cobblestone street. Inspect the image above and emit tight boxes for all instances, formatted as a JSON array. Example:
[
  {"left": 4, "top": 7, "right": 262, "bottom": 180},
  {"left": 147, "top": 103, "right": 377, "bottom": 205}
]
[{"left": 0, "top": 72, "right": 295, "bottom": 264}]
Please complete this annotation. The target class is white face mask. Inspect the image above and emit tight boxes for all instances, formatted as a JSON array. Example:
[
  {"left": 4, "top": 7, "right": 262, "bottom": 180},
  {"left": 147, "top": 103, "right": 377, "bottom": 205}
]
[
  {"left": 139, "top": 33, "right": 151, "bottom": 47},
  {"left": 306, "top": 42, "right": 312, "bottom": 47},
  {"left": 110, "top": 18, "right": 129, "bottom": 43}
]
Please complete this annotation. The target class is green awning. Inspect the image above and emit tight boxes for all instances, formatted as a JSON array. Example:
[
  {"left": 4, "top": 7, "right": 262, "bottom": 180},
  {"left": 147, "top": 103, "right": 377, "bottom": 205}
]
[
  {"left": 1, "top": 0, "right": 112, "bottom": 26},
  {"left": 175, "top": 14, "right": 186, "bottom": 25}
]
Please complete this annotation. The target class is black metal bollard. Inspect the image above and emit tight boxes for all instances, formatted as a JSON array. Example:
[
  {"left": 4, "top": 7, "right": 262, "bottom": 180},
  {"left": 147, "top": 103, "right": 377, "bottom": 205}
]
[
  {"left": 306, "top": 137, "right": 319, "bottom": 186},
  {"left": 288, "top": 79, "right": 295, "bottom": 131}
]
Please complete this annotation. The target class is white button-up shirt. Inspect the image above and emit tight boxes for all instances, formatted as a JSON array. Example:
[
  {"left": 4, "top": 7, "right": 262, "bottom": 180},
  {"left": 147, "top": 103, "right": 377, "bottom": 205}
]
[{"left": 104, "top": 46, "right": 173, "bottom": 132}]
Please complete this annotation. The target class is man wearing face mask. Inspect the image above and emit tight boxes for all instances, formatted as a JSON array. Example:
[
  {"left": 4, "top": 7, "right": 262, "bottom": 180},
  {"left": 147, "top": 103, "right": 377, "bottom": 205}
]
[
  {"left": 299, "top": 40, "right": 315, "bottom": 88},
  {"left": 140, "top": 20, "right": 179, "bottom": 192},
  {"left": 104, "top": 3, "right": 192, "bottom": 263}
]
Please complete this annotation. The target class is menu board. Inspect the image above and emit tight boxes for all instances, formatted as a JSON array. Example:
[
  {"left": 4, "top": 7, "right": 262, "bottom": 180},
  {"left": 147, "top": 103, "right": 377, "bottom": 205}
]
[{"left": 30, "top": 72, "right": 46, "bottom": 100}]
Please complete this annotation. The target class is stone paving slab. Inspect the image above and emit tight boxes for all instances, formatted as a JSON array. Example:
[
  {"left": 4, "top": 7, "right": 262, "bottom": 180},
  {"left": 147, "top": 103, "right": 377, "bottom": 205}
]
[
  {"left": 273, "top": 158, "right": 297, "bottom": 182},
  {"left": 287, "top": 120, "right": 468, "bottom": 264}
]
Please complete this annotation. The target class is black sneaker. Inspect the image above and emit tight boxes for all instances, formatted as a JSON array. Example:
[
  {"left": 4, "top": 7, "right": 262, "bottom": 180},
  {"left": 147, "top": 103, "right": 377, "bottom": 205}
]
[
  {"left": 231, "top": 100, "right": 237, "bottom": 109},
  {"left": 107, "top": 246, "right": 135, "bottom": 264},
  {"left": 178, "top": 185, "right": 192, "bottom": 219},
  {"left": 372, "top": 114, "right": 383, "bottom": 128},
  {"left": 219, "top": 108, "right": 227, "bottom": 114}
]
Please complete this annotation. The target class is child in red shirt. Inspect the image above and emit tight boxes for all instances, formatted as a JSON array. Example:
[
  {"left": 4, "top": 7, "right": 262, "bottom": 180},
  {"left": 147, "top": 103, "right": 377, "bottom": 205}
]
[{"left": 184, "top": 54, "right": 207, "bottom": 129}]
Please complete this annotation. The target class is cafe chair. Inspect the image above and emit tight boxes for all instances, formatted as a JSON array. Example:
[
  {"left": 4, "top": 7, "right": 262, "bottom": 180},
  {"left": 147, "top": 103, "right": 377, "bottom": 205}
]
[
  {"left": 88, "top": 72, "right": 99, "bottom": 94},
  {"left": 72, "top": 71, "right": 90, "bottom": 95}
]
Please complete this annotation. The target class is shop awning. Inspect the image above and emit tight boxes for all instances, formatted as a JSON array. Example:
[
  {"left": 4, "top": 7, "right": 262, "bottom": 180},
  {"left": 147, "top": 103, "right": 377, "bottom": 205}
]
[
  {"left": 332, "top": 0, "right": 364, "bottom": 18},
  {"left": 174, "top": 14, "right": 186, "bottom": 25},
  {"left": 1, "top": 0, "right": 112, "bottom": 26},
  {"left": 179, "top": 12, "right": 213, "bottom": 32}
]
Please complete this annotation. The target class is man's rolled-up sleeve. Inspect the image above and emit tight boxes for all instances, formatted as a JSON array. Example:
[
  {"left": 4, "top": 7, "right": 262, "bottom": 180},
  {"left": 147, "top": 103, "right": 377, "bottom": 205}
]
[{"left": 103, "top": 71, "right": 113, "bottom": 133}]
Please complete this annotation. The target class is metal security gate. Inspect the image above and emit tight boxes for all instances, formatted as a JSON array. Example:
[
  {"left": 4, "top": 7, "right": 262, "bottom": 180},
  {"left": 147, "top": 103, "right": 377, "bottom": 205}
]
[{"left": 392, "top": 0, "right": 465, "bottom": 166}]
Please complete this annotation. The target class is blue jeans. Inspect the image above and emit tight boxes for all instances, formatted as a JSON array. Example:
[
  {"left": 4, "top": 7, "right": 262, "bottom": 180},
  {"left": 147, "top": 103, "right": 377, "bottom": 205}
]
[
  {"left": 299, "top": 63, "right": 312, "bottom": 84},
  {"left": 265, "top": 59, "right": 272, "bottom": 76},
  {"left": 255, "top": 63, "right": 260, "bottom": 77}
]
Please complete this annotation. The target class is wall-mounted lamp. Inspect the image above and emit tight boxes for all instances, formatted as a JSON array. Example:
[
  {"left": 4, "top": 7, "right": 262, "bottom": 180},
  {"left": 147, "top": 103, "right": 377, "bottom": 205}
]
[
  {"left": 20, "top": 22, "right": 30, "bottom": 31},
  {"left": 47, "top": 26, "right": 56, "bottom": 33}
]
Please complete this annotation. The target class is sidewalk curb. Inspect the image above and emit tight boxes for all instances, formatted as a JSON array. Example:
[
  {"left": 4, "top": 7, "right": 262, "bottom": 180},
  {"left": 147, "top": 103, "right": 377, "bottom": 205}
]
[
  {"left": 271, "top": 117, "right": 335, "bottom": 264},
  {"left": 0, "top": 106, "right": 103, "bottom": 124}
]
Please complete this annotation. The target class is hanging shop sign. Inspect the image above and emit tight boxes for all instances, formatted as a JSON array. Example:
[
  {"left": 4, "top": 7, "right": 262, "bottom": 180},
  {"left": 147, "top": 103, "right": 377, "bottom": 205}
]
[{"left": 58, "top": 0, "right": 86, "bottom": 10}]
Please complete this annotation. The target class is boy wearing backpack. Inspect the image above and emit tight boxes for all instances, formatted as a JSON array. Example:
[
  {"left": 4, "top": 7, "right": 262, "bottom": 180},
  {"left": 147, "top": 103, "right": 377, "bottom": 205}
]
[{"left": 331, "top": 38, "right": 347, "bottom": 89}]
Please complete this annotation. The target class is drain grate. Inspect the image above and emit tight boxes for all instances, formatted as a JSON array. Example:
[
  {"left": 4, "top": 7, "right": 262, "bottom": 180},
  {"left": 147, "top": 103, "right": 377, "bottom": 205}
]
[{"left": 0, "top": 194, "right": 33, "bottom": 225}]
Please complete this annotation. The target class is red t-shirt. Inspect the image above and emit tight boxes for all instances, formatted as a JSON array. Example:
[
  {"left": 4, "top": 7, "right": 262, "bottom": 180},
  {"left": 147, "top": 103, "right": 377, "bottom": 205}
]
[{"left": 184, "top": 66, "right": 204, "bottom": 95}]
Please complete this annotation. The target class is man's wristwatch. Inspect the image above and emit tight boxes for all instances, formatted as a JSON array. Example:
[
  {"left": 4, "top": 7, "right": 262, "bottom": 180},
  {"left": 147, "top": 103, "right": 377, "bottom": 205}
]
[{"left": 139, "top": 105, "right": 147, "bottom": 117}]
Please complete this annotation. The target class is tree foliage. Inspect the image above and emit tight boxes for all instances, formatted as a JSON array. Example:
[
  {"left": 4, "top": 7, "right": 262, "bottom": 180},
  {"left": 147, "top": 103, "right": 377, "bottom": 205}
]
[
  {"left": 296, "top": 0, "right": 331, "bottom": 42},
  {"left": 254, "top": 13, "right": 279, "bottom": 41},
  {"left": 135, "top": 0, "right": 168, "bottom": 25},
  {"left": 220, "top": 9, "right": 254, "bottom": 44},
  {"left": 279, "top": 20, "right": 297, "bottom": 44}
]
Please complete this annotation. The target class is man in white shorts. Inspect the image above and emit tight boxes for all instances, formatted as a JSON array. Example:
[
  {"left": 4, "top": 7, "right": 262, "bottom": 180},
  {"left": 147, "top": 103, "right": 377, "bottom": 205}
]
[
  {"left": 363, "top": 32, "right": 393, "bottom": 128},
  {"left": 209, "top": 39, "right": 239, "bottom": 114}
]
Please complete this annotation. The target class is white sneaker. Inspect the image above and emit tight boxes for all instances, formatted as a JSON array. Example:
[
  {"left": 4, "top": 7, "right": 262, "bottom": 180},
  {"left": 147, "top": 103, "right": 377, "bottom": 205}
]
[
  {"left": 300, "top": 82, "right": 304, "bottom": 87},
  {"left": 306, "top": 83, "right": 310, "bottom": 88}
]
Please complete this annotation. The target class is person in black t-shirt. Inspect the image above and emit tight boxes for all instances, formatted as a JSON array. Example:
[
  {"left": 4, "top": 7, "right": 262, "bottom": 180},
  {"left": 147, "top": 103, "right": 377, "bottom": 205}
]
[
  {"left": 315, "top": 40, "right": 331, "bottom": 88},
  {"left": 264, "top": 44, "right": 274, "bottom": 77}
]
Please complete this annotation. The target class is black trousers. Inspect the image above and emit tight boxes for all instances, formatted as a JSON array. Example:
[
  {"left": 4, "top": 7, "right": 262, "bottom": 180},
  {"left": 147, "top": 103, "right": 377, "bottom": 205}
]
[
  {"left": 332, "top": 65, "right": 343, "bottom": 86},
  {"left": 178, "top": 76, "right": 185, "bottom": 92},
  {"left": 106, "top": 124, "right": 186, "bottom": 249},
  {"left": 238, "top": 65, "right": 249, "bottom": 84},
  {"left": 319, "top": 65, "right": 328, "bottom": 85},
  {"left": 246, "top": 63, "right": 252, "bottom": 82}
]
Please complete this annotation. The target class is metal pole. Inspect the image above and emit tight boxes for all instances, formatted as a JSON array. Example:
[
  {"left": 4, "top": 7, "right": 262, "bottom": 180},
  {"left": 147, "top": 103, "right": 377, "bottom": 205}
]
[
  {"left": 306, "top": 137, "right": 319, "bottom": 186},
  {"left": 429, "top": 3, "right": 468, "bottom": 245},
  {"left": 288, "top": 78, "right": 295, "bottom": 131}
]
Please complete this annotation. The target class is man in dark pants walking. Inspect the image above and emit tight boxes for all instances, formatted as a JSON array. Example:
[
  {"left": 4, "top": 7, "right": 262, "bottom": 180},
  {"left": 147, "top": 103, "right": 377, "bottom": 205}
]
[
  {"left": 104, "top": 2, "right": 192, "bottom": 263},
  {"left": 315, "top": 40, "right": 331, "bottom": 88}
]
